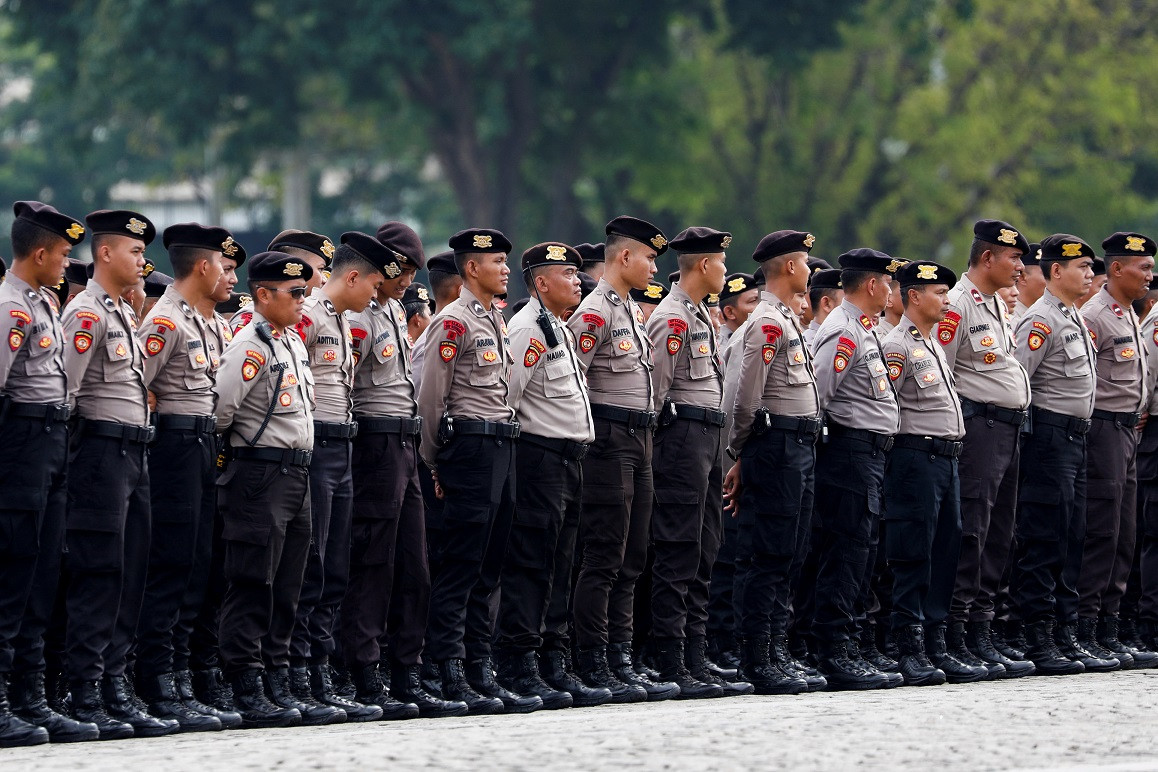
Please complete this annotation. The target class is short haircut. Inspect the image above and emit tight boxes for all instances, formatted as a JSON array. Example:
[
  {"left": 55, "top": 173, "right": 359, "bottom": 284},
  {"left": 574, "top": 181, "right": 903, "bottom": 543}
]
[
  {"left": 10, "top": 218, "right": 60, "bottom": 259},
  {"left": 169, "top": 246, "right": 212, "bottom": 279},
  {"left": 840, "top": 269, "right": 876, "bottom": 293},
  {"left": 453, "top": 251, "right": 488, "bottom": 276},
  {"left": 676, "top": 252, "right": 702, "bottom": 272},
  {"left": 808, "top": 287, "right": 840, "bottom": 312},
  {"left": 331, "top": 244, "right": 380, "bottom": 277},
  {"left": 404, "top": 301, "right": 431, "bottom": 322},
  {"left": 428, "top": 268, "right": 461, "bottom": 302},
  {"left": 604, "top": 234, "right": 634, "bottom": 260},
  {"left": 968, "top": 238, "right": 992, "bottom": 266}
]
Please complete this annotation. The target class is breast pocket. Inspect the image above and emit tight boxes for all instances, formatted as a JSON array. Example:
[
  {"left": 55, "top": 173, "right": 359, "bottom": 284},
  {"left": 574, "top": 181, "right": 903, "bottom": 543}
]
[
  {"left": 183, "top": 347, "right": 211, "bottom": 388},
  {"left": 913, "top": 365, "right": 948, "bottom": 406},
  {"left": 785, "top": 343, "right": 811, "bottom": 384},
  {"left": 272, "top": 369, "right": 305, "bottom": 414},
  {"left": 1111, "top": 343, "right": 1140, "bottom": 382},
  {"left": 1063, "top": 341, "right": 1092, "bottom": 377},
  {"left": 865, "top": 357, "right": 892, "bottom": 400},
  {"left": 688, "top": 342, "right": 714, "bottom": 380},
  {"left": 469, "top": 348, "right": 502, "bottom": 386},
  {"left": 543, "top": 358, "right": 579, "bottom": 397},
  {"left": 102, "top": 337, "right": 131, "bottom": 381},
  {"left": 608, "top": 337, "right": 638, "bottom": 372},
  {"left": 968, "top": 331, "right": 1004, "bottom": 370}
]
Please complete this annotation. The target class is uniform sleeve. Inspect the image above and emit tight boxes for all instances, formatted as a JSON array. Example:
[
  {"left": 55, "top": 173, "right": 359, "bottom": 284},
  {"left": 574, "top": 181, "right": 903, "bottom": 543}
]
[
  {"left": 347, "top": 311, "right": 370, "bottom": 374},
  {"left": 60, "top": 306, "right": 105, "bottom": 406},
  {"left": 139, "top": 311, "right": 180, "bottom": 387},
  {"left": 881, "top": 336, "right": 909, "bottom": 387},
  {"left": 293, "top": 311, "right": 318, "bottom": 350},
  {"left": 506, "top": 324, "right": 539, "bottom": 413},
  {"left": 0, "top": 300, "right": 27, "bottom": 392},
  {"left": 1013, "top": 311, "right": 1053, "bottom": 379},
  {"left": 215, "top": 335, "right": 265, "bottom": 433},
  {"left": 646, "top": 311, "right": 686, "bottom": 412},
  {"left": 417, "top": 315, "right": 462, "bottom": 468},
  {"left": 566, "top": 304, "right": 609, "bottom": 372},
  {"left": 229, "top": 310, "right": 253, "bottom": 337},
  {"left": 812, "top": 326, "right": 855, "bottom": 411},
  {"left": 935, "top": 299, "right": 967, "bottom": 369},
  {"left": 728, "top": 316, "right": 779, "bottom": 453},
  {"left": 1081, "top": 306, "right": 1110, "bottom": 366}
]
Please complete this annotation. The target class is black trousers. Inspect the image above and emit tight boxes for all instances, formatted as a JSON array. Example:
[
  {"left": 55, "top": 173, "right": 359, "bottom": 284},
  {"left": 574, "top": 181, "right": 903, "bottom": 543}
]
[
  {"left": 186, "top": 502, "right": 227, "bottom": 672},
  {"left": 426, "top": 434, "right": 515, "bottom": 662},
  {"left": 736, "top": 427, "right": 815, "bottom": 639},
  {"left": 707, "top": 511, "right": 740, "bottom": 645},
  {"left": 574, "top": 418, "right": 653, "bottom": 648},
  {"left": 64, "top": 433, "right": 151, "bottom": 682},
  {"left": 496, "top": 439, "right": 583, "bottom": 653},
  {"left": 884, "top": 446, "right": 962, "bottom": 628},
  {"left": 0, "top": 413, "right": 68, "bottom": 675},
  {"left": 341, "top": 428, "right": 429, "bottom": 668},
  {"left": 217, "top": 458, "right": 311, "bottom": 676},
  {"left": 291, "top": 437, "right": 353, "bottom": 664},
  {"left": 1077, "top": 416, "right": 1138, "bottom": 618},
  {"left": 1013, "top": 422, "right": 1087, "bottom": 624},
  {"left": 1132, "top": 422, "right": 1158, "bottom": 624},
  {"left": 136, "top": 423, "right": 217, "bottom": 677}
]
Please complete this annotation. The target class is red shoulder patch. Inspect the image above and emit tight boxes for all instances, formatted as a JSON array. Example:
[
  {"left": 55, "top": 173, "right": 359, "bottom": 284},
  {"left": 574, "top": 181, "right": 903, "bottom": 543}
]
[
  {"left": 350, "top": 327, "right": 367, "bottom": 349},
  {"left": 443, "top": 319, "right": 467, "bottom": 339},
  {"left": 524, "top": 338, "right": 546, "bottom": 367},
  {"left": 762, "top": 324, "right": 782, "bottom": 343},
  {"left": 439, "top": 340, "right": 458, "bottom": 362},
  {"left": 667, "top": 318, "right": 688, "bottom": 335},
  {"left": 937, "top": 311, "right": 961, "bottom": 344},
  {"left": 1032, "top": 320, "right": 1052, "bottom": 335},
  {"left": 578, "top": 331, "right": 597, "bottom": 353},
  {"left": 583, "top": 313, "right": 606, "bottom": 329}
]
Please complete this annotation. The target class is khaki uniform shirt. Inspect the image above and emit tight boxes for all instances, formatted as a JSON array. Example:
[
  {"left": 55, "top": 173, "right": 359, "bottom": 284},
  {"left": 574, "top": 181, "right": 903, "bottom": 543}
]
[
  {"left": 1014, "top": 288, "right": 1097, "bottom": 419},
  {"left": 1141, "top": 305, "right": 1158, "bottom": 414},
  {"left": 295, "top": 293, "right": 354, "bottom": 424},
  {"left": 566, "top": 278, "right": 653, "bottom": 410},
  {"left": 62, "top": 280, "right": 148, "bottom": 426},
  {"left": 1081, "top": 286, "right": 1147, "bottom": 414},
  {"left": 507, "top": 298, "right": 594, "bottom": 443},
  {"left": 140, "top": 285, "right": 217, "bottom": 416},
  {"left": 0, "top": 274, "right": 66, "bottom": 404},
  {"left": 205, "top": 310, "right": 232, "bottom": 366},
  {"left": 646, "top": 284, "right": 722, "bottom": 412},
  {"left": 216, "top": 309, "right": 314, "bottom": 449},
  {"left": 813, "top": 299, "right": 899, "bottom": 434},
  {"left": 804, "top": 319, "right": 820, "bottom": 349},
  {"left": 349, "top": 296, "right": 416, "bottom": 419},
  {"left": 882, "top": 317, "right": 965, "bottom": 440},
  {"left": 1013, "top": 299, "right": 1032, "bottom": 323},
  {"left": 938, "top": 273, "right": 1031, "bottom": 409}
]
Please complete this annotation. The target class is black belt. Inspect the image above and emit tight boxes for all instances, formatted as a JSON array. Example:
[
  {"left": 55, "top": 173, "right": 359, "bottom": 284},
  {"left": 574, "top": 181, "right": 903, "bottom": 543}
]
[
  {"left": 519, "top": 432, "right": 590, "bottom": 462},
  {"left": 1091, "top": 409, "right": 1141, "bottom": 429},
  {"left": 672, "top": 404, "right": 727, "bottom": 428},
  {"left": 763, "top": 413, "right": 823, "bottom": 436},
  {"left": 1032, "top": 407, "right": 1091, "bottom": 436},
  {"left": 5, "top": 402, "right": 71, "bottom": 422},
  {"left": 826, "top": 422, "right": 894, "bottom": 452},
  {"left": 231, "top": 446, "right": 313, "bottom": 467},
  {"left": 313, "top": 420, "right": 358, "bottom": 440},
  {"left": 590, "top": 403, "right": 658, "bottom": 431},
  {"left": 154, "top": 414, "right": 217, "bottom": 434},
  {"left": 453, "top": 419, "right": 521, "bottom": 439},
  {"left": 81, "top": 419, "right": 155, "bottom": 444},
  {"left": 893, "top": 434, "right": 964, "bottom": 458},
  {"left": 959, "top": 397, "right": 1028, "bottom": 427},
  {"left": 355, "top": 416, "right": 422, "bottom": 436}
]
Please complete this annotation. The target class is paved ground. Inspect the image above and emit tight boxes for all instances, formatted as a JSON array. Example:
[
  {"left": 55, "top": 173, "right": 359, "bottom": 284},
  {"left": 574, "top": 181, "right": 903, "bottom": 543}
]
[{"left": 7, "top": 669, "right": 1158, "bottom": 771}]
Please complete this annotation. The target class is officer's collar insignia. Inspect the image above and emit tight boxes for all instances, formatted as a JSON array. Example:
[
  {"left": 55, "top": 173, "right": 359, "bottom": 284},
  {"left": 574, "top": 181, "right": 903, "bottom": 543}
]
[
  {"left": 970, "top": 288, "right": 984, "bottom": 304},
  {"left": 1111, "top": 303, "right": 1124, "bottom": 318},
  {"left": 908, "top": 326, "right": 921, "bottom": 339},
  {"left": 102, "top": 295, "right": 115, "bottom": 309},
  {"left": 607, "top": 290, "right": 622, "bottom": 305},
  {"left": 323, "top": 299, "right": 336, "bottom": 314},
  {"left": 470, "top": 300, "right": 486, "bottom": 316},
  {"left": 179, "top": 301, "right": 192, "bottom": 315},
  {"left": 368, "top": 299, "right": 379, "bottom": 311},
  {"left": 777, "top": 302, "right": 791, "bottom": 315},
  {"left": 683, "top": 300, "right": 697, "bottom": 314},
  {"left": 858, "top": 314, "right": 873, "bottom": 331}
]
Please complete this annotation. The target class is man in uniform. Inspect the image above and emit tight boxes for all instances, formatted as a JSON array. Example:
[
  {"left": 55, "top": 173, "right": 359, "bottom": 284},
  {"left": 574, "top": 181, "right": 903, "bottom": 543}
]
[
  {"left": 880, "top": 261, "right": 966, "bottom": 687},
  {"left": 717, "top": 272, "right": 759, "bottom": 350},
  {"left": 417, "top": 228, "right": 540, "bottom": 715},
  {"left": 410, "top": 250, "right": 461, "bottom": 394},
  {"left": 402, "top": 282, "right": 434, "bottom": 343},
  {"left": 575, "top": 242, "right": 606, "bottom": 283},
  {"left": 805, "top": 269, "right": 843, "bottom": 349},
  {"left": 1074, "top": 232, "right": 1155, "bottom": 666},
  {"left": 810, "top": 248, "right": 901, "bottom": 690},
  {"left": 1012, "top": 233, "right": 1112, "bottom": 674},
  {"left": 214, "top": 250, "right": 323, "bottom": 728},
  {"left": 269, "top": 229, "right": 333, "bottom": 293},
  {"left": 493, "top": 242, "right": 606, "bottom": 709},
  {"left": 0, "top": 202, "right": 96, "bottom": 746},
  {"left": 62, "top": 209, "right": 178, "bottom": 738},
  {"left": 937, "top": 219, "right": 1034, "bottom": 679},
  {"left": 1014, "top": 244, "right": 1045, "bottom": 321},
  {"left": 567, "top": 216, "right": 678, "bottom": 702},
  {"left": 876, "top": 273, "right": 903, "bottom": 335},
  {"left": 629, "top": 281, "right": 668, "bottom": 323}
]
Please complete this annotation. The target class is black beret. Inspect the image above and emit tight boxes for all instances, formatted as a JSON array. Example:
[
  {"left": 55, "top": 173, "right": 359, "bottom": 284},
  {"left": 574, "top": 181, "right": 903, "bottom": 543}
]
[
  {"left": 809, "top": 268, "right": 843, "bottom": 290},
  {"left": 340, "top": 231, "right": 407, "bottom": 279},
  {"left": 719, "top": 273, "right": 757, "bottom": 302},
  {"left": 14, "top": 201, "right": 86, "bottom": 245},
  {"left": 142, "top": 258, "right": 156, "bottom": 279},
  {"left": 1102, "top": 231, "right": 1157, "bottom": 258},
  {"left": 247, "top": 250, "right": 315, "bottom": 282},
  {"left": 1091, "top": 258, "right": 1106, "bottom": 276},
  {"left": 64, "top": 258, "right": 89, "bottom": 286},
  {"left": 669, "top": 226, "right": 732, "bottom": 254},
  {"left": 705, "top": 292, "right": 720, "bottom": 307},
  {"left": 574, "top": 242, "right": 605, "bottom": 267},
  {"left": 630, "top": 281, "right": 668, "bottom": 304},
  {"left": 578, "top": 271, "right": 598, "bottom": 299},
  {"left": 752, "top": 270, "right": 766, "bottom": 287},
  {"left": 402, "top": 282, "right": 434, "bottom": 313},
  {"left": 605, "top": 215, "right": 668, "bottom": 255},
  {"left": 144, "top": 270, "right": 174, "bottom": 298},
  {"left": 268, "top": 229, "right": 336, "bottom": 266},
  {"left": 449, "top": 228, "right": 512, "bottom": 255},
  {"left": 896, "top": 261, "right": 957, "bottom": 288},
  {"left": 1022, "top": 242, "right": 1041, "bottom": 267},
  {"left": 807, "top": 256, "right": 833, "bottom": 275},
  {"left": 667, "top": 270, "right": 680, "bottom": 284},
  {"left": 522, "top": 242, "right": 582, "bottom": 272},
  {"left": 426, "top": 250, "right": 458, "bottom": 275},
  {"left": 752, "top": 230, "right": 815, "bottom": 262},
  {"left": 163, "top": 223, "right": 238, "bottom": 258},
  {"left": 86, "top": 209, "right": 156, "bottom": 246},
  {"left": 376, "top": 221, "right": 427, "bottom": 269},
  {"left": 217, "top": 291, "right": 252, "bottom": 315},
  {"left": 837, "top": 247, "right": 906, "bottom": 275},
  {"left": 973, "top": 219, "right": 1029, "bottom": 254},
  {"left": 48, "top": 276, "right": 68, "bottom": 308},
  {"left": 1039, "top": 233, "right": 1096, "bottom": 262}
]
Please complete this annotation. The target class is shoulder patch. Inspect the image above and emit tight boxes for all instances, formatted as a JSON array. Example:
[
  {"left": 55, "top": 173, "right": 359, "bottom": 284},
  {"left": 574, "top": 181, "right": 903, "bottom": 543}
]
[
  {"left": 834, "top": 335, "right": 856, "bottom": 372},
  {"left": 151, "top": 316, "right": 176, "bottom": 330},
  {"left": 885, "top": 351, "right": 906, "bottom": 381},
  {"left": 578, "top": 331, "right": 597, "bottom": 354},
  {"left": 583, "top": 313, "right": 606, "bottom": 329},
  {"left": 439, "top": 340, "right": 458, "bottom": 361},
  {"left": 667, "top": 317, "right": 688, "bottom": 335},
  {"left": 667, "top": 334, "right": 683, "bottom": 355},
  {"left": 443, "top": 318, "right": 467, "bottom": 339},
  {"left": 9, "top": 309, "right": 31, "bottom": 325},
  {"left": 1031, "top": 320, "right": 1052, "bottom": 335},
  {"left": 937, "top": 311, "right": 961, "bottom": 344},
  {"left": 524, "top": 338, "right": 546, "bottom": 367},
  {"left": 1027, "top": 330, "right": 1046, "bottom": 351},
  {"left": 762, "top": 324, "right": 783, "bottom": 344},
  {"left": 73, "top": 330, "right": 93, "bottom": 354},
  {"left": 8, "top": 327, "right": 24, "bottom": 351}
]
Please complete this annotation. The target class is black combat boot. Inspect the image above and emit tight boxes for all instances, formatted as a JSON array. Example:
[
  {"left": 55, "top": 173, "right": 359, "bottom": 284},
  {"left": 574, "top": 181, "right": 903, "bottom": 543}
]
[
  {"left": 1023, "top": 620, "right": 1084, "bottom": 676},
  {"left": 816, "top": 639, "right": 889, "bottom": 691},
  {"left": 308, "top": 661, "right": 385, "bottom": 722},
  {"left": 389, "top": 663, "right": 468, "bottom": 718},
  {"left": 192, "top": 668, "right": 238, "bottom": 715},
  {"left": 607, "top": 642, "right": 680, "bottom": 701},
  {"left": 465, "top": 656, "right": 542, "bottom": 714},
  {"left": 1095, "top": 616, "right": 1145, "bottom": 668},
  {"left": 966, "top": 621, "right": 1034, "bottom": 678},
  {"left": 0, "top": 676, "right": 49, "bottom": 747},
  {"left": 848, "top": 637, "right": 902, "bottom": 688},
  {"left": 136, "top": 673, "right": 222, "bottom": 732},
  {"left": 947, "top": 620, "right": 1003, "bottom": 679},
  {"left": 1076, "top": 618, "right": 1127, "bottom": 668},
  {"left": 575, "top": 647, "right": 646, "bottom": 704},
  {"left": 1114, "top": 617, "right": 1158, "bottom": 669},
  {"left": 266, "top": 667, "right": 345, "bottom": 725},
  {"left": 8, "top": 671, "right": 98, "bottom": 742},
  {"left": 686, "top": 635, "right": 753, "bottom": 695},
  {"left": 540, "top": 650, "right": 612, "bottom": 707},
  {"left": 925, "top": 624, "right": 987, "bottom": 683},
  {"left": 1003, "top": 620, "right": 1030, "bottom": 660},
  {"left": 1056, "top": 622, "right": 1118, "bottom": 672},
  {"left": 229, "top": 669, "right": 300, "bottom": 728},
  {"left": 173, "top": 670, "right": 241, "bottom": 729},
  {"left": 893, "top": 625, "right": 945, "bottom": 687},
  {"left": 495, "top": 651, "right": 572, "bottom": 710},
  {"left": 652, "top": 639, "right": 723, "bottom": 700},
  {"left": 709, "top": 632, "right": 742, "bottom": 673},
  {"left": 438, "top": 659, "right": 504, "bottom": 715},
  {"left": 739, "top": 636, "right": 808, "bottom": 695},
  {"left": 859, "top": 622, "right": 899, "bottom": 673},
  {"left": 69, "top": 680, "right": 133, "bottom": 740},
  {"left": 771, "top": 635, "right": 826, "bottom": 692},
  {"left": 102, "top": 675, "right": 180, "bottom": 737}
]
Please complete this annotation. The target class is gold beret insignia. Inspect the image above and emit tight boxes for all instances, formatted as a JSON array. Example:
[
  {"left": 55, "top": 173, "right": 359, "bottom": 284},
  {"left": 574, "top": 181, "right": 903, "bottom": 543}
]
[
  {"left": 66, "top": 223, "right": 84, "bottom": 240},
  {"left": 727, "top": 277, "right": 747, "bottom": 293},
  {"left": 1126, "top": 236, "right": 1146, "bottom": 252},
  {"left": 126, "top": 218, "right": 147, "bottom": 235},
  {"left": 803, "top": 233, "right": 816, "bottom": 248},
  {"left": 221, "top": 236, "right": 239, "bottom": 257},
  {"left": 1061, "top": 243, "right": 1083, "bottom": 258},
  {"left": 650, "top": 234, "right": 668, "bottom": 250},
  {"left": 473, "top": 234, "right": 493, "bottom": 249},
  {"left": 545, "top": 245, "right": 567, "bottom": 261},
  {"left": 283, "top": 262, "right": 303, "bottom": 277},
  {"left": 916, "top": 264, "right": 938, "bottom": 280},
  {"left": 998, "top": 228, "right": 1018, "bottom": 245},
  {"left": 321, "top": 239, "right": 336, "bottom": 260}
]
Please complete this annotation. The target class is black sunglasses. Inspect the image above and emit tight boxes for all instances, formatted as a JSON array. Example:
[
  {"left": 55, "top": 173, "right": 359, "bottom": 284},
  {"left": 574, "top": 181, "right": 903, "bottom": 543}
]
[{"left": 257, "top": 285, "right": 309, "bottom": 299}]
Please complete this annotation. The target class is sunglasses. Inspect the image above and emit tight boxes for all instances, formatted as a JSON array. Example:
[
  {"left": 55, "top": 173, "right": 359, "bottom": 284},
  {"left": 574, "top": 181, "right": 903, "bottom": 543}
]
[{"left": 257, "top": 285, "right": 309, "bottom": 299}]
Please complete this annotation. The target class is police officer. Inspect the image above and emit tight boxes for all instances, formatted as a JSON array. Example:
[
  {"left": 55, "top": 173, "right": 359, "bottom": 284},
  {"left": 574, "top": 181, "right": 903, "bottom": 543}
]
[
  {"left": 215, "top": 250, "right": 321, "bottom": 728},
  {"left": 567, "top": 216, "right": 678, "bottom": 702},
  {"left": 1012, "top": 234, "right": 1110, "bottom": 674},
  {"left": 810, "top": 248, "right": 901, "bottom": 690},
  {"left": 417, "top": 228, "right": 540, "bottom": 715},
  {"left": 269, "top": 229, "right": 333, "bottom": 293},
  {"left": 575, "top": 242, "right": 606, "bottom": 283},
  {"left": 1074, "top": 232, "right": 1155, "bottom": 665},
  {"left": 629, "top": 280, "right": 668, "bottom": 323},
  {"left": 493, "top": 242, "right": 605, "bottom": 709},
  {"left": 402, "top": 281, "right": 434, "bottom": 343},
  {"left": 1014, "top": 244, "right": 1045, "bottom": 321},
  {"left": 410, "top": 250, "right": 461, "bottom": 394},
  {"left": 717, "top": 272, "right": 759, "bottom": 350},
  {"left": 880, "top": 261, "right": 966, "bottom": 687},
  {"left": 62, "top": 209, "right": 178, "bottom": 738},
  {"left": 936, "top": 219, "right": 1034, "bottom": 678},
  {"left": 0, "top": 202, "right": 96, "bottom": 746},
  {"left": 805, "top": 269, "right": 844, "bottom": 349}
]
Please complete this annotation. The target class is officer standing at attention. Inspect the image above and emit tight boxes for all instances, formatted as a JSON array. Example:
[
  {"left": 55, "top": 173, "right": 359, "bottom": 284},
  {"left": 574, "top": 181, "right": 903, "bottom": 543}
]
[
  {"left": 493, "top": 243, "right": 605, "bottom": 709},
  {"left": 575, "top": 242, "right": 606, "bottom": 283},
  {"left": 214, "top": 251, "right": 319, "bottom": 728},
  {"left": 417, "top": 229, "right": 538, "bottom": 715},
  {"left": 717, "top": 273, "right": 760, "bottom": 350},
  {"left": 936, "top": 219, "right": 1034, "bottom": 679},
  {"left": 810, "top": 248, "right": 901, "bottom": 690},
  {"left": 1012, "top": 234, "right": 1105, "bottom": 675},
  {"left": 132, "top": 221, "right": 237, "bottom": 733},
  {"left": 0, "top": 202, "right": 96, "bottom": 746},
  {"left": 1014, "top": 244, "right": 1046, "bottom": 321},
  {"left": 567, "top": 216, "right": 677, "bottom": 702},
  {"left": 805, "top": 269, "right": 844, "bottom": 349},
  {"left": 1073, "top": 232, "right": 1154, "bottom": 665},
  {"left": 269, "top": 229, "right": 333, "bottom": 293},
  {"left": 409, "top": 250, "right": 461, "bottom": 394},
  {"left": 880, "top": 261, "right": 967, "bottom": 687}
]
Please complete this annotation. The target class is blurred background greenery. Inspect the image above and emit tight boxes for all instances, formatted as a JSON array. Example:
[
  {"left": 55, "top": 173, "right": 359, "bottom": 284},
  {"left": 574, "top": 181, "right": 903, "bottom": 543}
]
[{"left": 3, "top": 0, "right": 1157, "bottom": 287}]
